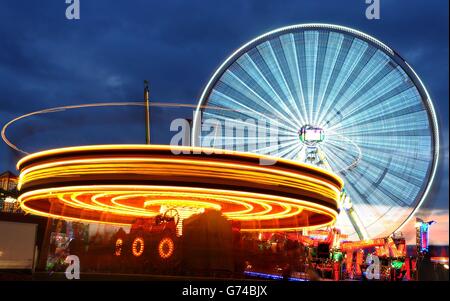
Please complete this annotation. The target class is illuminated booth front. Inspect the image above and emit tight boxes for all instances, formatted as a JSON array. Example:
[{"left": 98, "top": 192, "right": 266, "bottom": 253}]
[{"left": 17, "top": 145, "right": 343, "bottom": 276}]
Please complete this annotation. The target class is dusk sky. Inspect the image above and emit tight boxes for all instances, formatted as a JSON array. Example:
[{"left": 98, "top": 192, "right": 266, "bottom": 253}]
[{"left": 0, "top": 0, "right": 448, "bottom": 244}]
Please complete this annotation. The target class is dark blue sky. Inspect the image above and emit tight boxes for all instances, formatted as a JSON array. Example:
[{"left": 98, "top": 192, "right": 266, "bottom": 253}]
[{"left": 0, "top": 1, "right": 448, "bottom": 218}]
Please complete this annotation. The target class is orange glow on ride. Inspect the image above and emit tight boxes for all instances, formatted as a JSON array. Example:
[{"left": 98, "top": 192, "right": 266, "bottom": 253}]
[
  {"left": 17, "top": 145, "right": 343, "bottom": 232},
  {"left": 158, "top": 237, "right": 175, "bottom": 259},
  {"left": 114, "top": 238, "right": 123, "bottom": 256}
]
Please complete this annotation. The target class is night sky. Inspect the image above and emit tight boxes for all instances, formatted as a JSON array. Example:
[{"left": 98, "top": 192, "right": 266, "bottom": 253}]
[{"left": 0, "top": 0, "right": 448, "bottom": 244}]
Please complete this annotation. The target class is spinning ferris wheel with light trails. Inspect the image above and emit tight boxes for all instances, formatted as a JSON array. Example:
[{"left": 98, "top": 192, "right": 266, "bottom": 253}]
[{"left": 192, "top": 24, "right": 439, "bottom": 240}]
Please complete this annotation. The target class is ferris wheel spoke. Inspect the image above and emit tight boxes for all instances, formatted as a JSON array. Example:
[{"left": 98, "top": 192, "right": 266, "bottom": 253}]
[
  {"left": 361, "top": 152, "right": 424, "bottom": 187},
  {"left": 224, "top": 68, "right": 302, "bottom": 128},
  {"left": 218, "top": 136, "right": 290, "bottom": 151},
  {"left": 266, "top": 38, "right": 306, "bottom": 126},
  {"left": 313, "top": 35, "right": 355, "bottom": 127},
  {"left": 304, "top": 31, "right": 319, "bottom": 124},
  {"left": 209, "top": 91, "right": 298, "bottom": 131},
  {"left": 316, "top": 46, "right": 378, "bottom": 127},
  {"left": 274, "top": 141, "right": 302, "bottom": 158},
  {"left": 202, "top": 113, "right": 299, "bottom": 141},
  {"left": 203, "top": 111, "right": 294, "bottom": 133},
  {"left": 313, "top": 32, "right": 344, "bottom": 126},
  {"left": 334, "top": 74, "right": 413, "bottom": 128},
  {"left": 317, "top": 41, "right": 385, "bottom": 129},
  {"left": 310, "top": 31, "right": 329, "bottom": 126},
  {"left": 324, "top": 141, "right": 361, "bottom": 169},
  {"left": 356, "top": 139, "right": 432, "bottom": 163},
  {"left": 295, "top": 32, "right": 314, "bottom": 125},
  {"left": 219, "top": 135, "right": 296, "bottom": 143},
  {"left": 275, "top": 141, "right": 302, "bottom": 158},
  {"left": 319, "top": 43, "right": 371, "bottom": 124},
  {"left": 320, "top": 146, "right": 351, "bottom": 174},
  {"left": 290, "top": 35, "right": 310, "bottom": 125},
  {"left": 327, "top": 74, "right": 416, "bottom": 131},
  {"left": 276, "top": 35, "right": 309, "bottom": 125},
  {"left": 323, "top": 139, "right": 359, "bottom": 161},
  {"left": 207, "top": 91, "right": 299, "bottom": 131},
  {"left": 322, "top": 149, "right": 357, "bottom": 173},
  {"left": 325, "top": 61, "right": 396, "bottom": 129},
  {"left": 324, "top": 135, "right": 358, "bottom": 152},
  {"left": 252, "top": 139, "right": 299, "bottom": 156},
  {"left": 330, "top": 101, "right": 426, "bottom": 133},
  {"left": 285, "top": 144, "right": 304, "bottom": 160},
  {"left": 319, "top": 145, "right": 351, "bottom": 173},
  {"left": 243, "top": 52, "right": 305, "bottom": 127}
]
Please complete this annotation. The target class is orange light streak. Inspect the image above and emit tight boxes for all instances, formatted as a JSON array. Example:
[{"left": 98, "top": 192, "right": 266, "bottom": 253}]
[{"left": 17, "top": 145, "right": 343, "bottom": 231}]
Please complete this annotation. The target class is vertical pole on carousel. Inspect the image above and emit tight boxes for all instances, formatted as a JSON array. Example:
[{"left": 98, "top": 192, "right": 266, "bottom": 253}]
[{"left": 144, "top": 80, "right": 151, "bottom": 144}]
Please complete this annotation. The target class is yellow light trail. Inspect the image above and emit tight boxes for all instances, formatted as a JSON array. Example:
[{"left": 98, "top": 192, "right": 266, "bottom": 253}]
[{"left": 17, "top": 145, "right": 343, "bottom": 232}]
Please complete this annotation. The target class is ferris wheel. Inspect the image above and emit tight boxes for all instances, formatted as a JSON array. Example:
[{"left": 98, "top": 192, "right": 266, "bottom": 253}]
[{"left": 192, "top": 24, "right": 439, "bottom": 240}]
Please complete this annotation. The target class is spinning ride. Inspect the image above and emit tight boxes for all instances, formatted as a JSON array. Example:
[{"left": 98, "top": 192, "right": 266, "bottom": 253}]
[{"left": 192, "top": 24, "right": 439, "bottom": 239}]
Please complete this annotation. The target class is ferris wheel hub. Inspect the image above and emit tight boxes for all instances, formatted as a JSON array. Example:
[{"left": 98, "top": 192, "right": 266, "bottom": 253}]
[{"left": 299, "top": 125, "right": 325, "bottom": 146}]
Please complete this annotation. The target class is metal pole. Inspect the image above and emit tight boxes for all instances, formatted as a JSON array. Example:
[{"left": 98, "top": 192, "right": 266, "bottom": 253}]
[
  {"left": 341, "top": 192, "right": 370, "bottom": 240},
  {"left": 144, "top": 80, "right": 150, "bottom": 144},
  {"left": 308, "top": 147, "right": 370, "bottom": 240}
]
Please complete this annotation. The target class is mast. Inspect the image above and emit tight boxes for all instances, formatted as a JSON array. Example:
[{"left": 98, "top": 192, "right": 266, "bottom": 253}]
[{"left": 144, "top": 80, "right": 150, "bottom": 144}]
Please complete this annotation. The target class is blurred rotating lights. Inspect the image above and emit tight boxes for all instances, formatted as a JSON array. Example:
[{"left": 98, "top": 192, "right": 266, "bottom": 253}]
[{"left": 17, "top": 145, "right": 343, "bottom": 231}]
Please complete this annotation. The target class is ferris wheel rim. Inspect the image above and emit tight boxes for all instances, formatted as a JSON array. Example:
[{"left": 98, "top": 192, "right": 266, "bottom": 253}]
[{"left": 192, "top": 23, "right": 440, "bottom": 236}]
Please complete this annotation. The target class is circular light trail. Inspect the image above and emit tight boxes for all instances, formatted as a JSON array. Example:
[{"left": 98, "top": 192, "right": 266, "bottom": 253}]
[
  {"left": 17, "top": 144, "right": 343, "bottom": 232},
  {"left": 1, "top": 102, "right": 241, "bottom": 155}
]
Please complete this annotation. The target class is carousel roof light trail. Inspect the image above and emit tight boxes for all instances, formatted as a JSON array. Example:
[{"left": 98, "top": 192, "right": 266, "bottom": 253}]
[
  {"left": 17, "top": 144, "right": 343, "bottom": 232},
  {"left": 1, "top": 101, "right": 244, "bottom": 156}
]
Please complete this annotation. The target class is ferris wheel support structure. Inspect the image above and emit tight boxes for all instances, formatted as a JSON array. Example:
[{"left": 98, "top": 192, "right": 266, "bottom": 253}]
[{"left": 301, "top": 142, "right": 369, "bottom": 240}]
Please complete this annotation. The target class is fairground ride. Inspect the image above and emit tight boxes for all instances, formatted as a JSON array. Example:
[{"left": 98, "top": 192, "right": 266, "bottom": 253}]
[{"left": 192, "top": 23, "right": 439, "bottom": 240}]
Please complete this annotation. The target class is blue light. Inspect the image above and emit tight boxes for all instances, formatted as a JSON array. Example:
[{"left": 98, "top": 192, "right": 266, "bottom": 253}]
[{"left": 244, "top": 271, "right": 308, "bottom": 281}]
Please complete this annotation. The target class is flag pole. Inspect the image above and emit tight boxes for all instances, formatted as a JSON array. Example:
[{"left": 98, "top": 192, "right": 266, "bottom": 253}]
[{"left": 144, "top": 80, "right": 150, "bottom": 144}]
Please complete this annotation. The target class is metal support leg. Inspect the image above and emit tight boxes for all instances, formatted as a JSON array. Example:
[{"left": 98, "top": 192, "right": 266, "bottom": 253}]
[{"left": 341, "top": 192, "right": 369, "bottom": 240}]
